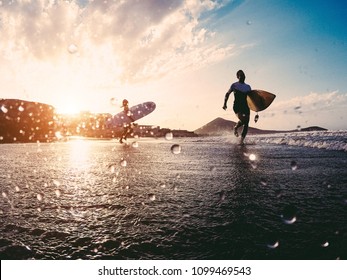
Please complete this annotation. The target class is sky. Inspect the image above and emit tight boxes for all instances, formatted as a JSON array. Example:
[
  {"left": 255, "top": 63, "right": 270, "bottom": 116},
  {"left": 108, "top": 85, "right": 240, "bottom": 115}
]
[{"left": 1, "top": 0, "right": 346, "bottom": 131}]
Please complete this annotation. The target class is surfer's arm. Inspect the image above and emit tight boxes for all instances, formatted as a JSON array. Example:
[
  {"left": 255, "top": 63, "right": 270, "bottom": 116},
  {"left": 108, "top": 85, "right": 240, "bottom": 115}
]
[{"left": 223, "top": 90, "right": 232, "bottom": 110}]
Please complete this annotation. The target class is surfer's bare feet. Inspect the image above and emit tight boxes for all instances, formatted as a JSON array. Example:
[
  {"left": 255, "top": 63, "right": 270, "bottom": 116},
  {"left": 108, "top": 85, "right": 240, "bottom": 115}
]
[
  {"left": 240, "top": 137, "right": 245, "bottom": 145},
  {"left": 233, "top": 127, "right": 239, "bottom": 137}
]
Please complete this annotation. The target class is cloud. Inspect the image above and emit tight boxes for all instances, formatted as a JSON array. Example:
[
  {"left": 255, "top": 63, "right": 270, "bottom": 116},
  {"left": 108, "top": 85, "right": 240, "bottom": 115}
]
[
  {"left": 262, "top": 91, "right": 347, "bottom": 130},
  {"left": 271, "top": 91, "right": 347, "bottom": 114},
  {"left": 0, "top": 0, "right": 236, "bottom": 84}
]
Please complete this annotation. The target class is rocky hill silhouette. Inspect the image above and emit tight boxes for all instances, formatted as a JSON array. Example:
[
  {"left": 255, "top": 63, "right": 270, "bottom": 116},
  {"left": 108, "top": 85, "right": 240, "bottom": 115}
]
[{"left": 194, "top": 117, "right": 327, "bottom": 136}]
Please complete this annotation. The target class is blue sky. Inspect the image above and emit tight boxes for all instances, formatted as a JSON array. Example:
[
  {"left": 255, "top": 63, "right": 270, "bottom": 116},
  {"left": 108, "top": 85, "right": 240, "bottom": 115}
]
[{"left": 0, "top": 0, "right": 346, "bottom": 130}]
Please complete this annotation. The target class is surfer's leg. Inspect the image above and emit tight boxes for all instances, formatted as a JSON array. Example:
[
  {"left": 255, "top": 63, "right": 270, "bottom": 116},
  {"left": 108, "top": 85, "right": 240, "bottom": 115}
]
[
  {"left": 234, "top": 121, "right": 241, "bottom": 137},
  {"left": 120, "top": 126, "right": 127, "bottom": 143},
  {"left": 240, "top": 114, "right": 250, "bottom": 139},
  {"left": 234, "top": 113, "right": 245, "bottom": 137}
]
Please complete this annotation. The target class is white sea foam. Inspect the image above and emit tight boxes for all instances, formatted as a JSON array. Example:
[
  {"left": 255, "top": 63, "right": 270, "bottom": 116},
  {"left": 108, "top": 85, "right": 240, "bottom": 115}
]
[{"left": 251, "top": 130, "right": 347, "bottom": 152}]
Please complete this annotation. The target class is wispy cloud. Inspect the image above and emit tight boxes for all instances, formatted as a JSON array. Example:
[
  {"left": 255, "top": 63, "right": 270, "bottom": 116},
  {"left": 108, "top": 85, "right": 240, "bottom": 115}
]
[
  {"left": 0, "top": 0, "right": 236, "bottom": 84},
  {"left": 271, "top": 91, "right": 347, "bottom": 114},
  {"left": 257, "top": 91, "right": 347, "bottom": 130}
]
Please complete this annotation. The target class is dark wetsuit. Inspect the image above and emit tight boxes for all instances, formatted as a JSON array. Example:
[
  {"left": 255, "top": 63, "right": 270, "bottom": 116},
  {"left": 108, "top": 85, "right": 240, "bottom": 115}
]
[
  {"left": 120, "top": 104, "right": 135, "bottom": 143},
  {"left": 228, "top": 81, "right": 251, "bottom": 113},
  {"left": 233, "top": 89, "right": 250, "bottom": 115},
  {"left": 224, "top": 81, "right": 251, "bottom": 139}
]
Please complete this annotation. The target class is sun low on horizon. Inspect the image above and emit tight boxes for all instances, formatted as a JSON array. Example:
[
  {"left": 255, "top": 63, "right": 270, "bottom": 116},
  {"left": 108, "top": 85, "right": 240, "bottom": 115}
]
[{"left": 54, "top": 101, "right": 83, "bottom": 115}]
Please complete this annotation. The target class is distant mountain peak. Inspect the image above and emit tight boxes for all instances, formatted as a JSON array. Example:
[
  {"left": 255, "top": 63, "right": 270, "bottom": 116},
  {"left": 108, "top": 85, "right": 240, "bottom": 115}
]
[
  {"left": 194, "top": 118, "right": 236, "bottom": 136},
  {"left": 194, "top": 117, "right": 327, "bottom": 136}
]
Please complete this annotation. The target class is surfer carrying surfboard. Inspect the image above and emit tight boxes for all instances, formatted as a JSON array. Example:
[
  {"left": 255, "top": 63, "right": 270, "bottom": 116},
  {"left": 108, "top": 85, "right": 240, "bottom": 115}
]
[
  {"left": 223, "top": 70, "right": 251, "bottom": 145},
  {"left": 120, "top": 99, "right": 135, "bottom": 143}
]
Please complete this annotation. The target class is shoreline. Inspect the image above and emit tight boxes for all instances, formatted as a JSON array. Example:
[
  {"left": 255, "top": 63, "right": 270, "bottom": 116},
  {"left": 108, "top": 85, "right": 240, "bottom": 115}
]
[{"left": 1, "top": 130, "right": 346, "bottom": 153}]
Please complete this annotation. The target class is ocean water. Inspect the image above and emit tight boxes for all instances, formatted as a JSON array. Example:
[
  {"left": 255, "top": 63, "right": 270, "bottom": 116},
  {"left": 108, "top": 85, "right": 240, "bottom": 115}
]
[
  {"left": 254, "top": 130, "right": 347, "bottom": 152},
  {"left": 0, "top": 131, "right": 346, "bottom": 260}
]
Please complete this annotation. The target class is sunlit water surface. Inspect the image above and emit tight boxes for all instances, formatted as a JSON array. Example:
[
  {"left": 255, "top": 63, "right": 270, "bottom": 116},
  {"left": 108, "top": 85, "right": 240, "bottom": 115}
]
[{"left": 0, "top": 135, "right": 346, "bottom": 259}]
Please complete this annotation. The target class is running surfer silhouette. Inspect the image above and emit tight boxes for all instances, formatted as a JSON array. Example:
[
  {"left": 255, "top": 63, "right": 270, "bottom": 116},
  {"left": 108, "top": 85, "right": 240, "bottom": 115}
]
[{"left": 223, "top": 70, "right": 251, "bottom": 145}]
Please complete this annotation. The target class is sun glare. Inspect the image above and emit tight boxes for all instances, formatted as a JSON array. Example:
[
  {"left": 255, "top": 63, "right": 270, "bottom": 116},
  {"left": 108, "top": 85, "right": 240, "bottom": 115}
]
[{"left": 55, "top": 102, "right": 82, "bottom": 115}]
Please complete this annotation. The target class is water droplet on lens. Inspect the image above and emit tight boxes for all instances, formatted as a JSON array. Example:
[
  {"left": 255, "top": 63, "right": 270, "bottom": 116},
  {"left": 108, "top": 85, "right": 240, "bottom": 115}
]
[
  {"left": 266, "top": 233, "right": 279, "bottom": 249},
  {"left": 321, "top": 241, "right": 329, "bottom": 248},
  {"left": 247, "top": 20, "right": 252, "bottom": 25},
  {"left": 281, "top": 205, "right": 297, "bottom": 224},
  {"left": 210, "top": 166, "right": 216, "bottom": 172},
  {"left": 159, "top": 183, "right": 166, "bottom": 188},
  {"left": 110, "top": 97, "right": 118, "bottom": 106},
  {"left": 148, "top": 194, "right": 156, "bottom": 201},
  {"left": 260, "top": 178, "right": 267, "bottom": 186},
  {"left": 55, "top": 189, "right": 61, "bottom": 198},
  {"left": 109, "top": 164, "right": 116, "bottom": 173},
  {"left": 284, "top": 216, "right": 296, "bottom": 224},
  {"left": 267, "top": 240, "right": 279, "bottom": 249},
  {"left": 37, "top": 193, "right": 44, "bottom": 201},
  {"left": 131, "top": 141, "right": 138, "bottom": 148},
  {"left": 218, "top": 191, "right": 226, "bottom": 201},
  {"left": 53, "top": 179, "right": 61, "bottom": 187},
  {"left": 290, "top": 160, "right": 297, "bottom": 170},
  {"left": 171, "top": 144, "right": 181, "bottom": 154},
  {"left": 18, "top": 105, "right": 24, "bottom": 112},
  {"left": 1, "top": 105, "right": 8, "bottom": 113},
  {"left": 68, "top": 44, "right": 78, "bottom": 54},
  {"left": 249, "top": 154, "right": 256, "bottom": 161},
  {"left": 165, "top": 132, "right": 173, "bottom": 140},
  {"left": 2, "top": 192, "right": 8, "bottom": 199},
  {"left": 120, "top": 158, "right": 127, "bottom": 167}
]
